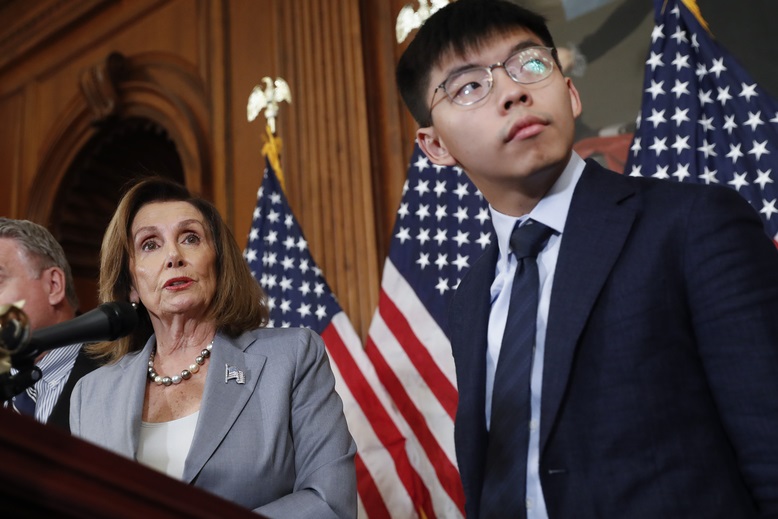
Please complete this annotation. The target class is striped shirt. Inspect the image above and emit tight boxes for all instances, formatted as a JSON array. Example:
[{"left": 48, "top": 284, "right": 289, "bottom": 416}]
[{"left": 5, "top": 344, "right": 81, "bottom": 424}]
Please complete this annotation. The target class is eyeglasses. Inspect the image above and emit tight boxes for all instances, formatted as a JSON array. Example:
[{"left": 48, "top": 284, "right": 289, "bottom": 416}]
[{"left": 431, "top": 46, "right": 556, "bottom": 111}]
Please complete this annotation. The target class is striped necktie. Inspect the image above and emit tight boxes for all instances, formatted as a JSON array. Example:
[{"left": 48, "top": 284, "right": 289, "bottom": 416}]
[{"left": 480, "top": 219, "right": 553, "bottom": 518}]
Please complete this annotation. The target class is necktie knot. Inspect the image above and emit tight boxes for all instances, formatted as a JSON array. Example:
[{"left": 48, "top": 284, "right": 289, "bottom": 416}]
[{"left": 509, "top": 220, "right": 553, "bottom": 260}]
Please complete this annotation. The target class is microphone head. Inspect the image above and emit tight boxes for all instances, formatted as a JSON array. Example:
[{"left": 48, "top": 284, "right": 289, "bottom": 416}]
[
  {"left": 18, "top": 301, "right": 140, "bottom": 362},
  {"left": 97, "top": 301, "right": 139, "bottom": 340}
]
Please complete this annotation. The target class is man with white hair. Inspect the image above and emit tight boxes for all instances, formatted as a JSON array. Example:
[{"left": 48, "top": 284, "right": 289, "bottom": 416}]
[{"left": 0, "top": 217, "right": 99, "bottom": 430}]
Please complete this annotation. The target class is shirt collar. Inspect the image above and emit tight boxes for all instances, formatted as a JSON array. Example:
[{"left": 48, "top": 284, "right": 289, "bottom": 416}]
[
  {"left": 35, "top": 343, "right": 81, "bottom": 385},
  {"left": 490, "top": 152, "right": 586, "bottom": 262}
]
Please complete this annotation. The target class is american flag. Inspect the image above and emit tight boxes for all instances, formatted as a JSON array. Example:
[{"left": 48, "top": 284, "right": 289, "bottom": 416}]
[
  {"left": 625, "top": 0, "right": 778, "bottom": 245},
  {"left": 244, "top": 152, "right": 434, "bottom": 518},
  {"left": 364, "top": 142, "right": 493, "bottom": 517}
]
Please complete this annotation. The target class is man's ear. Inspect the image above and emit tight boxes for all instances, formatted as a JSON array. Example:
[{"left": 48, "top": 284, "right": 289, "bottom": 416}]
[
  {"left": 417, "top": 127, "right": 457, "bottom": 167},
  {"left": 566, "top": 77, "right": 583, "bottom": 119},
  {"left": 44, "top": 266, "right": 67, "bottom": 306}
]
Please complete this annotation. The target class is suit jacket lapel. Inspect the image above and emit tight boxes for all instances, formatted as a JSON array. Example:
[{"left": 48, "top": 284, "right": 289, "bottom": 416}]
[
  {"left": 110, "top": 340, "right": 153, "bottom": 459},
  {"left": 540, "top": 162, "right": 638, "bottom": 454},
  {"left": 449, "top": 242, "right": 497, "bottom": 509},
  {"left": 182, "top": 332, "right": 266, "bottom": 483}
]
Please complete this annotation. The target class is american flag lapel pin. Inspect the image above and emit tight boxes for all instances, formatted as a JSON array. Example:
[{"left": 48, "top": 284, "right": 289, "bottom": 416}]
[{"left": 225, "top": 364, "right": 246, "bottom": 384}]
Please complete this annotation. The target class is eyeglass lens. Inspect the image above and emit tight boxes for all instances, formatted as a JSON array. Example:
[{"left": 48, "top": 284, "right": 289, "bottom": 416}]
[{"left": 443, "top": 46, "right": 555, "bottom": 106}]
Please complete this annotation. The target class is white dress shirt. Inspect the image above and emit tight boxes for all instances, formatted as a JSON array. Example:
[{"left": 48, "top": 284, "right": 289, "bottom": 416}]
[{"left": 486, "top": 152, "right": 585, "bottom": 518}]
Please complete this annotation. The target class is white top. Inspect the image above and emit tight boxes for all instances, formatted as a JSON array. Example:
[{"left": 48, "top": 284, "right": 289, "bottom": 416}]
[{"left": 137, "top": 411, "right": 199, "bottom": 480}]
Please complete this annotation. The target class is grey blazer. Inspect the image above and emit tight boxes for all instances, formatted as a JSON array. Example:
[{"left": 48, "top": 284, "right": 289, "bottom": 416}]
[{"left": 70, "top": 327, "right": 357, "bottom": 519}]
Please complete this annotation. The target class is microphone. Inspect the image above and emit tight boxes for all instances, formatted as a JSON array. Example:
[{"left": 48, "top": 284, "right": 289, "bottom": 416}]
[{"left": 11, "top": 302, "right": 139, "bottom": 364}]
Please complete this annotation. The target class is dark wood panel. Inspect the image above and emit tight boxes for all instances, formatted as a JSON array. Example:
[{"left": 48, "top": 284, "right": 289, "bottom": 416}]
[
  {"left": 275, "top": 0, "right": 380, "bottom": 338},
  {"left": 0, "top": 0, "right": 115, "bottom": 73}
]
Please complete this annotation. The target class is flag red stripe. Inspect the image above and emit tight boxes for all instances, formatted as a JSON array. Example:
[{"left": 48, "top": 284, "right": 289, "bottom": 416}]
[
  {"left": 378, "top": 290, "right": 458, "bottom": 419},
  {"left": 355, "top": 453, "right": 392, "bottom": 519},
  {"left": 365, "top": 335, "right": 466, "bottom": 515},
  {"left": 321, "top": 325, "right": 435, "bottom": 517}
]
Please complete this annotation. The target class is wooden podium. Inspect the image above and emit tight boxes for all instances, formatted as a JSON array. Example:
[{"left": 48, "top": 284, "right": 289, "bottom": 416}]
[{"left": 0, "top": 408, "right": 261, "bottom": 518}]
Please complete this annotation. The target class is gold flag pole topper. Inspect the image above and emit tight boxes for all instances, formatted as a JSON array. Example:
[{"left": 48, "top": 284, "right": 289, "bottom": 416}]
[
  {"left": 247, "top": 77, "right": 292, "bottom": 190},
  {"left": 396, "top": 0, "right": 450, "bottom": 44}
]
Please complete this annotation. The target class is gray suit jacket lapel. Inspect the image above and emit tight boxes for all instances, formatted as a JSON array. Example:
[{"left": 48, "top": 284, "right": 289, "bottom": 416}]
[
  {"left": 540, "top": 163, "right": 638, "bottom": 454},
  {"left": 111, "top": 340, "right": 154, "bottom": 459},
  {"left": 183, "top": 332, "right": 266, "bottom": 483}
]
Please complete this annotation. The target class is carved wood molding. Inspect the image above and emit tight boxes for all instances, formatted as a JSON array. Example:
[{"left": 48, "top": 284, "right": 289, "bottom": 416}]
[
  {"left": 29, "top": 50, "right": 212, "bottom": 223},
  {"left": 0, "top": 0, "right": 116, "bottom": 72},
  {"left": 80, "top": 51, "right": 128, "bottom": 122}
]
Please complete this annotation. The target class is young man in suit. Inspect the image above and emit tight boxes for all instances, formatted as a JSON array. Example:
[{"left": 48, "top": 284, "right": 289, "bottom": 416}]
[
  {"left": 0, "top": 218, "right": 99, "bottom": 430},
  {"left": 396, "top": 0, "right": 778, "bottom": 517}
]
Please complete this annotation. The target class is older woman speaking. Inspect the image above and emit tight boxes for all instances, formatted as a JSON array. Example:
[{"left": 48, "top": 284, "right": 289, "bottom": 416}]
[{"left": 70, "top": 177, "right": 356, "bottom": 518}]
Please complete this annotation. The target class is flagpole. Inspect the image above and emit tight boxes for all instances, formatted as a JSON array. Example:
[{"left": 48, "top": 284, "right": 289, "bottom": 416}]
[{"left": 246, "top": 76, "right": 292, "bottom": 192}]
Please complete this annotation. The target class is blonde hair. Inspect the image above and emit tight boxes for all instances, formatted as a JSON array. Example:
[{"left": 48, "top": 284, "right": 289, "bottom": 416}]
[{"left": 89, "top": 177, "right": 269, "bottom": 362}]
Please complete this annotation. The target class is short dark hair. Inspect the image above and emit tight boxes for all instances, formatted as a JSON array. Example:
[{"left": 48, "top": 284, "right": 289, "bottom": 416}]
[
  {"left": 91, "top": 176, "right": 269, "bottom": 362},
  {"left": 396, "top": 0, "right": 558, "bottom": 127}
]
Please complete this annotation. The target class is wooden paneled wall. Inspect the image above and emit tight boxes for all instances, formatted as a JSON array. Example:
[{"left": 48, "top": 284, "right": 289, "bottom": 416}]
[{"left": 0, "top": 0, "right": 419, "bottom": 340}]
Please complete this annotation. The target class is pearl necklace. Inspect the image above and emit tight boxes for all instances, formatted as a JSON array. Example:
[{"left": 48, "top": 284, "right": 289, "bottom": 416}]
[{"left": 147, "top": 341, "right": 213, "bottom": 386}]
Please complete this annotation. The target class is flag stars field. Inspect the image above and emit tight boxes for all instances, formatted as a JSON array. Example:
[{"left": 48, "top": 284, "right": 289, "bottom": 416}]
[{"left": 625, "top": 0, "right": 778, "bottom": 244}]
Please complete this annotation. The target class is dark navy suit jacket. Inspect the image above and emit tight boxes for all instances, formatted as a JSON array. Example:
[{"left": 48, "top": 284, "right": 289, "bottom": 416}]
[{"left": 448, "top": 160, "right": 778, "bottom": 518}]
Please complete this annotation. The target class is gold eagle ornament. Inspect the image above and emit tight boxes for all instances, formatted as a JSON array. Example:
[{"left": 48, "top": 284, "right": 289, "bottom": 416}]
[{"left": 396, "top": 0, "right": 450, "bottom": 44}]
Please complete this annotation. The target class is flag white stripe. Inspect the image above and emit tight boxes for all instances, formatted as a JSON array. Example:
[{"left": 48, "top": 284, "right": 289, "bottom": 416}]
[
  {"left": 367, "top": 263, "right": 465, "bottom": 517},
  {"left": 362, "top": 328, "right": 462, "bottom": 518},
  {"left": 399, "top": 409, "right": 464, "bottom": 519},
  {"left": 380, "top": 260, "right": 458, "bottom": 388},
  {"left": 328, "top": 352, "right": 416, "bottom": 518},
  {"left": 367, "top": 311, "right": 457, "bottom": 469}
]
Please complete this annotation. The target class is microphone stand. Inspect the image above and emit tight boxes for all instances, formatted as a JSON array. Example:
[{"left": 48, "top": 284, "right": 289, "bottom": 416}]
[
  {"left": 0, "top": 366, "right": 42, "bottom": 402},
  {"left": 0, "top": 301, "right": 139, "bottom": 402},
  {"left": 0, "top": 303, "right": 38, "bottom": 402}
]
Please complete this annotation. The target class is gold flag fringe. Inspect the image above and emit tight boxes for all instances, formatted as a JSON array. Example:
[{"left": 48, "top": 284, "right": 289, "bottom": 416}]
[
  {"left": 662, "top": 0, "right": 711, "bottom": 34},
  {"left": 261, "top": 124, "right": 285, "bottom": 192}
]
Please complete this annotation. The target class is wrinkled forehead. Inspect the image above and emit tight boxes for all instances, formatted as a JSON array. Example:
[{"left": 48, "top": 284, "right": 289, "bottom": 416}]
[{"left": 131, "top": 200, "right": 203, "bottom": 229}]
